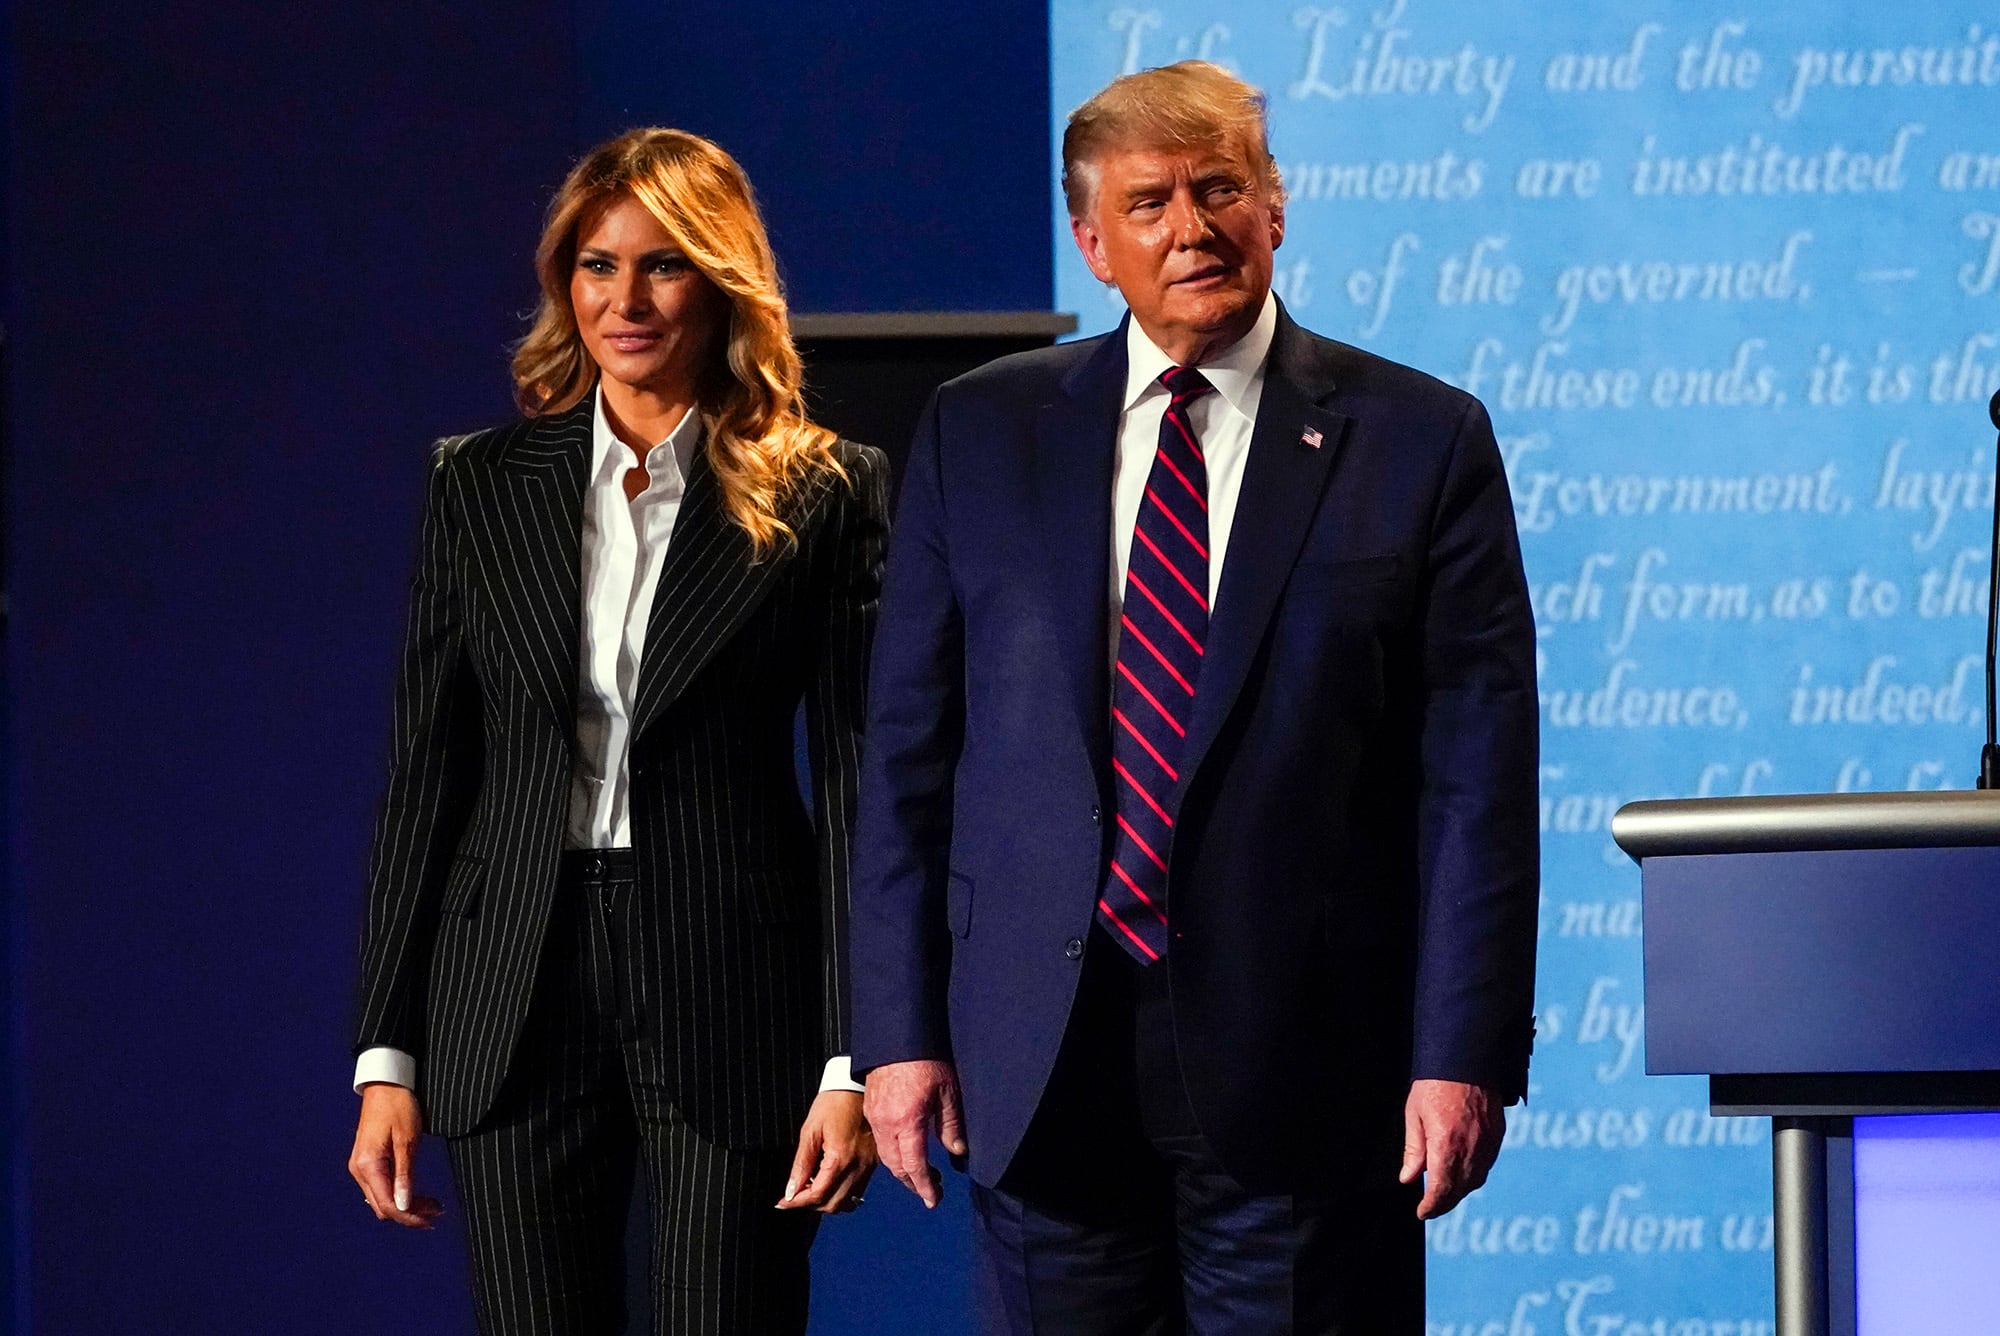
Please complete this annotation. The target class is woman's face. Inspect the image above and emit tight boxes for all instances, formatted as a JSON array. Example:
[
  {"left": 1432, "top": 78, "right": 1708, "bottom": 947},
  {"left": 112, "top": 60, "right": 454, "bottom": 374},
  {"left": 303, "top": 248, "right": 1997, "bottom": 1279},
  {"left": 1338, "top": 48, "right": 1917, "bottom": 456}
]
[{"left": 569, "top": 194, "right": 729, "bottom": 401}]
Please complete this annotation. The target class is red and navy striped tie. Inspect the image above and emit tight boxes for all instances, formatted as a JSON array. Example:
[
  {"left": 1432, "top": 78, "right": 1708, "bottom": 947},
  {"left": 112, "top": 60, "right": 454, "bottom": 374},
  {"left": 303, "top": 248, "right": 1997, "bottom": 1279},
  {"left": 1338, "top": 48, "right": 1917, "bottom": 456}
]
[{"left": 1098, "top": 364, "right": 1214, "bottom": 964}]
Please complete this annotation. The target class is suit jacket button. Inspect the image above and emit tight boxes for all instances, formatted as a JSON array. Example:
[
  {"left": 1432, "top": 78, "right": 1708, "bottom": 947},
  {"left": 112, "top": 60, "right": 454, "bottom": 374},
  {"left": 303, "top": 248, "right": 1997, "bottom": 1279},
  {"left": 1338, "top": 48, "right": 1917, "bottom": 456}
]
[
  {"left": 1089, "top": 804, "right": 1101, "bottom": 824},
  {"left": 1064, "top": 937, "right": 1084, "bottom": 960}
]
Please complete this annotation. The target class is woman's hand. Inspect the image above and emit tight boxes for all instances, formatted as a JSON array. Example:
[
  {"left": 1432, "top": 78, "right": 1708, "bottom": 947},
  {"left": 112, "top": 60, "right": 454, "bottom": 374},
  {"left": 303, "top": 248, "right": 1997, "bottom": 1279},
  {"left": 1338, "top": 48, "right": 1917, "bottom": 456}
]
[
  {"left": 349, "top": 1083, "right": 445, "bottom": 1228},
  {"left": 777, "top": 1090, "right": 877, "bottom": 1214}
]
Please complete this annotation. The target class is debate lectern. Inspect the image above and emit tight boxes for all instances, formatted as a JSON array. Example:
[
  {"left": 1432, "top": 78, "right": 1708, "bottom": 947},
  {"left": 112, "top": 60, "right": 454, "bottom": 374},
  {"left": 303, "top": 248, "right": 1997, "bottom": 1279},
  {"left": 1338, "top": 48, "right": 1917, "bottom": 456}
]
[{"left": 1612, "top": 791, "right": 2000, "bottom": 1336}]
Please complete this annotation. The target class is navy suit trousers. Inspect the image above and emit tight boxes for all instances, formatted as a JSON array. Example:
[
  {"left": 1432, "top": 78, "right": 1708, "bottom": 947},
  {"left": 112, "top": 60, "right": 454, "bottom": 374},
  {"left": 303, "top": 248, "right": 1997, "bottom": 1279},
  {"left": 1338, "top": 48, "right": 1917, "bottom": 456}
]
[{"left": 970, "top": 932, "right": 1423, "bottom": 1335}]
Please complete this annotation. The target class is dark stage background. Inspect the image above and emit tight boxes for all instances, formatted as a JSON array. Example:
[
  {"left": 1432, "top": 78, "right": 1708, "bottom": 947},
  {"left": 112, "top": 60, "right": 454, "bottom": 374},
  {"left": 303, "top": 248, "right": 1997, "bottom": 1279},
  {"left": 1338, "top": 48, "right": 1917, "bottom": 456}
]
[{"left": 3, "top": 3, "right": 1050, "bottom": 1330}]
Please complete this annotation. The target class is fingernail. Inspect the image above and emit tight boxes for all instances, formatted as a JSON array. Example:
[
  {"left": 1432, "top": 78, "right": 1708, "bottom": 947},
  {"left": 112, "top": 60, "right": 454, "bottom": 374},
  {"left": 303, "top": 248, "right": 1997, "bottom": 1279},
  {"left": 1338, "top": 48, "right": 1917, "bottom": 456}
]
[
  {"left": 782, "top": 1179, "right": 796, "bottom": 1202},
  {"left": 394, "top": 1185, "right": 410, "bottom": 1213}
]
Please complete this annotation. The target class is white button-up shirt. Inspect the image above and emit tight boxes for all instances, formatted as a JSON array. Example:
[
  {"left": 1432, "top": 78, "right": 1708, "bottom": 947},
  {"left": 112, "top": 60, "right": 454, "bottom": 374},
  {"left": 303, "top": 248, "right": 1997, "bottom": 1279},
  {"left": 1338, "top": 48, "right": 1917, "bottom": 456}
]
[
  {"left": 566, "top": 389, "right": 701, "bottom": 848},
  {"left": 1109, "top": 291, "right": 1276, "bottom": 658}
]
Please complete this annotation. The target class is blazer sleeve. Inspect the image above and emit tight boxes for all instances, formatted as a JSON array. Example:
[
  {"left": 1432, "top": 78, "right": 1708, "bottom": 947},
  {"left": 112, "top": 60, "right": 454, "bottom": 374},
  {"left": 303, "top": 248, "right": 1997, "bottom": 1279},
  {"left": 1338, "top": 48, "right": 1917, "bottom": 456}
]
[
  {"left": 353, "top": 446, "right": 483, "bottom": 1059},
  {"left": 802, "top": 443, "right": 891, "bottom": 1063},
  {"left": 848, "top": 393, "right": 966, "bottom": 1076},
  {"left": 1409, "top": 394, "right": 1540, "bottom": 1102}
]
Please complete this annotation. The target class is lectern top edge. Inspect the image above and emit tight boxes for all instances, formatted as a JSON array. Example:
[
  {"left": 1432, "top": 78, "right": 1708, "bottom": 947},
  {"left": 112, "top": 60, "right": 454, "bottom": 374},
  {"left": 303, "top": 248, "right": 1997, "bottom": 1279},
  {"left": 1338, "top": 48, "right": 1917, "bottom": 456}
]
[{"left": 1610, "top": 789, "right": 2000, "bottom": 861}]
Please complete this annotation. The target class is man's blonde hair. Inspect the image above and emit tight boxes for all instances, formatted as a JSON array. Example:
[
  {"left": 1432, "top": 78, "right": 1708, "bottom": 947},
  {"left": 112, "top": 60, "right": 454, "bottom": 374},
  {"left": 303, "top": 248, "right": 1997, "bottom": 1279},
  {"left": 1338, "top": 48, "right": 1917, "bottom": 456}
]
[{"left": 1060, "top": 61, "right": 1286, "bottom": 218}]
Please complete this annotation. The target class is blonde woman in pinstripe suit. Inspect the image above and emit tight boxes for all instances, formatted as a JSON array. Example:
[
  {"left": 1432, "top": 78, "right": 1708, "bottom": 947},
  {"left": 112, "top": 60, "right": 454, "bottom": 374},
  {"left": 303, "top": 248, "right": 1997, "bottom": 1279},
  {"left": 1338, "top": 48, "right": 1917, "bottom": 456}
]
[{"left": 346, "top": 128, "right": 885, "bottom": 1335}]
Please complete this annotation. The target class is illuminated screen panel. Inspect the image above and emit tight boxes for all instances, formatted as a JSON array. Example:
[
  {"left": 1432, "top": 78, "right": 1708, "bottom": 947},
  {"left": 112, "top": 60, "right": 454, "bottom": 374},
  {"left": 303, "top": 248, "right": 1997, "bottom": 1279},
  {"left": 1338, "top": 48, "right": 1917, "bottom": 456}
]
[{"left": 1855, "top": 1114, "right": 2000, "bottom": 1332}]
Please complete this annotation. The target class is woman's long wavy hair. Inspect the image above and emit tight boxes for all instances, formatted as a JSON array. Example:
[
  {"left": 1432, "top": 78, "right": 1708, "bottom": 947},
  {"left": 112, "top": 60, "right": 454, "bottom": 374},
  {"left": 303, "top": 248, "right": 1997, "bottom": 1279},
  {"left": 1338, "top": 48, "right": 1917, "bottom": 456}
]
[{"left": 512, "top": 128, "right": 841, "bottom": 556}]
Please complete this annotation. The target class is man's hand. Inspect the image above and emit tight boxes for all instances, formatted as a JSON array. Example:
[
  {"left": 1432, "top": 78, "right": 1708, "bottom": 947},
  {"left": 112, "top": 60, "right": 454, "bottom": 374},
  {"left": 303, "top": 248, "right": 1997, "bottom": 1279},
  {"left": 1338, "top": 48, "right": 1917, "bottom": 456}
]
[
  {"left": 862, "top": 1059, "right": 965, "bottom": 1209},
  {"left": 349, "top": 1083, "right": 444, "bottom": 1229},
  {"left": 778, "top": 1090, "right": 878, "bottom": 1214},
  {"left": 1398, "top": 1078, "right": 1505, "bottom": 1219}
]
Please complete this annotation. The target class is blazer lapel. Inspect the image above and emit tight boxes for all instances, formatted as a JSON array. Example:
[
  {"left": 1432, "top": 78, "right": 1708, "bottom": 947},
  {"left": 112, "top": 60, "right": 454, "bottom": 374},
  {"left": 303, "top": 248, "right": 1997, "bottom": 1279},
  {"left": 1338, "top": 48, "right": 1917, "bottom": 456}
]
[
  {"left": 463, "top": 400, "right": 590, "bottom": 740},
  {"left": 629, "top": 437, "right": 798, "bottom": 737},
  {"left": 1034, "top": 328, "right": 1128, "bottom": 787},
  {"left": 1178, "top": 310, "right": 1353, "bottom": 794}
]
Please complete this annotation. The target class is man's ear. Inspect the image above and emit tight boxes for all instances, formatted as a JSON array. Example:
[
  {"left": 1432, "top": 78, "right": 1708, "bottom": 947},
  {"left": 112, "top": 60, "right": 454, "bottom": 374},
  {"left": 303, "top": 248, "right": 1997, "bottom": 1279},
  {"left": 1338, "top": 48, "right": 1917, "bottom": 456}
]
[
  {"left": 1070, "top": 212, "right": 1118, "bottom": 285},
  {"left": 1269, "top": 198, "right": 1286, "bottom": 253}
]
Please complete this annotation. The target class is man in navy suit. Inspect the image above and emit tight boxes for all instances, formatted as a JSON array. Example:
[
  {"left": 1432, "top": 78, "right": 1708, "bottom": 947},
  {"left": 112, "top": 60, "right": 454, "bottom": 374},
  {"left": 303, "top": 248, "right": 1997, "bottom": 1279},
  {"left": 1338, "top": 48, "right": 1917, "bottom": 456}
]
[{"left": 851, "top": 61, "right": 1538, "bottom": 1332}]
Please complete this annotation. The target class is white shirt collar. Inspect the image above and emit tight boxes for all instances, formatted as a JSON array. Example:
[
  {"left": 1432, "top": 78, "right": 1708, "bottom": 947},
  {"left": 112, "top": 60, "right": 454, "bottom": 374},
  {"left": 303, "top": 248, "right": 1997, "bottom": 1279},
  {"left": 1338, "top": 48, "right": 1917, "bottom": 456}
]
[
  {"left": 1120, "top": 290, "right": 1278, "bottom": 421},
  {"left": 590, "top": 384, "right": 703, "bottom": 483}
]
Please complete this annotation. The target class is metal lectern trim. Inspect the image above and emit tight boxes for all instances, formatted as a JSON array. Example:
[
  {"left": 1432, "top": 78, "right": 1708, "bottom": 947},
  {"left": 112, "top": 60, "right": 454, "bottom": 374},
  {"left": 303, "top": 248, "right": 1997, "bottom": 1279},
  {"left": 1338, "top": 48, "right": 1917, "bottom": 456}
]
[{"left": 1611, "top": 789, "right": 2000, "bottom": 860}]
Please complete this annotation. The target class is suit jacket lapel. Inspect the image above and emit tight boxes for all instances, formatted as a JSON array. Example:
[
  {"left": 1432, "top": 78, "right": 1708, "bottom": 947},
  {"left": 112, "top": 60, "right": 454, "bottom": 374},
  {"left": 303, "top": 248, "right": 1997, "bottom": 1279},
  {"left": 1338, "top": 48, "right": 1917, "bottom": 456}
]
[
  {"left": 463, "top": 400, "right": 590, "bottom": 740},
  {"left": 1179, "top": 310, "right": 1353, "bottom": 794},
  {"left": 630, "top": 436, "right": 798, "bottom": 737},
  {"left": 1035, "top": 328, "right": 1127, "bottom": 788}
]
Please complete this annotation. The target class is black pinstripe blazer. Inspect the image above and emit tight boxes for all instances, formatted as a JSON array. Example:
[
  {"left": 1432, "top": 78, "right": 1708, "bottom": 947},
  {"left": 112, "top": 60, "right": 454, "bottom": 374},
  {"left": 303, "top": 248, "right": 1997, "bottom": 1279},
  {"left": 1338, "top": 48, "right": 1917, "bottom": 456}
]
[{"left": 354, "top": 398, "right": 889, "bottom": 1147}]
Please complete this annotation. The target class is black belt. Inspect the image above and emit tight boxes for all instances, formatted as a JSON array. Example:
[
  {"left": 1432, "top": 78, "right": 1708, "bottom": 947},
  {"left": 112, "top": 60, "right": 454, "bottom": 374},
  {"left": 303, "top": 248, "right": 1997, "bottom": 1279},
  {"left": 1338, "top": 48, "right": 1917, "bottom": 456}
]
[{"left": 558, "top": 848, "right": 636, "bottom": 883}]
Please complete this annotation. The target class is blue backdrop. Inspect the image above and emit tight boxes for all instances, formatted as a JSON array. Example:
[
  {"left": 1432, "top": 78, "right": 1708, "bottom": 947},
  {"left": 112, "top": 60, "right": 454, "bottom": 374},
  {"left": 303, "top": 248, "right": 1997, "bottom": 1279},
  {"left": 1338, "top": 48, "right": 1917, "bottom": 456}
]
[
  {"left": 1054, "top": 1, "right": 2000, "bottom": 1329},
  {"left": 6, "top": 4, "right": 577, "bottom": 1331},
  {"left": 10, "top": 0, "right": 1998, "bottom": 1331},
  {"left": 3, "top": 2, "right": 1042, "bottom": 1331},
  {"left": 572, "top": 0, "right": 1053, "bottom": 313}
]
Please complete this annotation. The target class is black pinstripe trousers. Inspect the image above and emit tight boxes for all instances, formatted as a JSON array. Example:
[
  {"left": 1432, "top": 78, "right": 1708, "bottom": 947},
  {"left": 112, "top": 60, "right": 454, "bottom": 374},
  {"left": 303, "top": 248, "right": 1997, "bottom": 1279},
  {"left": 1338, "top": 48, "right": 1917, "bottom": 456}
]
[{"left": 446, "top": 851, "right": 816, "bottom": 1335}]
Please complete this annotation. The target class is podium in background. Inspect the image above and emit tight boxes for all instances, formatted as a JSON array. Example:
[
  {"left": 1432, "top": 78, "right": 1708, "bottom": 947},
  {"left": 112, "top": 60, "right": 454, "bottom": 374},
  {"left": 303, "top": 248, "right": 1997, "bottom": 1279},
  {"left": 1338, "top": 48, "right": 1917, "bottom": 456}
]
[
  {"left": 1613, "top": 792, "right": 2000, "bottom": 1336},
  {"left": 795, "top": 310, "right": 1078, "bottom": 486}
]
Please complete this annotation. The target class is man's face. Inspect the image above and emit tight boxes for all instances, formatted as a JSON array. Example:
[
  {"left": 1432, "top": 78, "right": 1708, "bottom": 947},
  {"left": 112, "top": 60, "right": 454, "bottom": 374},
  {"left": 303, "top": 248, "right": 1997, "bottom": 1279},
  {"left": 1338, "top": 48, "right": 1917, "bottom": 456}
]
[{"left": 1070, "top": 138, "right": 1284, "bottom": 364}]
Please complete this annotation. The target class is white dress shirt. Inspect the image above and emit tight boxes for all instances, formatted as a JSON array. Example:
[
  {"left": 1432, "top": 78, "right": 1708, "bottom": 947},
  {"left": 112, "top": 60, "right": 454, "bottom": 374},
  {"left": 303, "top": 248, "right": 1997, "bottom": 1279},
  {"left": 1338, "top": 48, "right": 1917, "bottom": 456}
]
[
  {"left": 1110, "top": 291, "right": 1277, "bottom": 656},
  {"left": 357, "top": 388, "right": 862, "bottom": 1095},
  {"left": 567, "top": 390, "right": 702, "bottom": 848}
]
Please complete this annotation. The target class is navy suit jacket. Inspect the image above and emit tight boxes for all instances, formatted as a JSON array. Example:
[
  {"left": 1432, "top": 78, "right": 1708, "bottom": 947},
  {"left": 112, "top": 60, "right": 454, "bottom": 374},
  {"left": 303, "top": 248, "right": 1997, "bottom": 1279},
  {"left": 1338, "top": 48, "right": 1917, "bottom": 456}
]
[{"left": 850, "top": 306, "right": 1538, "bottom": 1194}]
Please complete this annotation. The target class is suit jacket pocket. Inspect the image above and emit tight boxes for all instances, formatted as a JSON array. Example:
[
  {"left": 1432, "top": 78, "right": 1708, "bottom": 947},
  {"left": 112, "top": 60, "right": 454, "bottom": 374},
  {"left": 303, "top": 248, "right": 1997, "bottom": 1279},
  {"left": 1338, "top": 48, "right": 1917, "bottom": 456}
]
[
  {"left": 946, "top": 872, "right": 973, "bottom": 939},
  {"left": 442, "top": 854, "right": 486, "bottom": 919}
]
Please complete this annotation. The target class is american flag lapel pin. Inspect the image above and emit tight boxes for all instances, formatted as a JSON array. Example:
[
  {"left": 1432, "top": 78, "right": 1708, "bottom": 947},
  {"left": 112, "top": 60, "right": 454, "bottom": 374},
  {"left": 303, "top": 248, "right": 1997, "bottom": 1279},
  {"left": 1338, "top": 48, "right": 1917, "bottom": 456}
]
[{"left": 1301, "top": 425, "right": 1323, "bottom": 450}]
